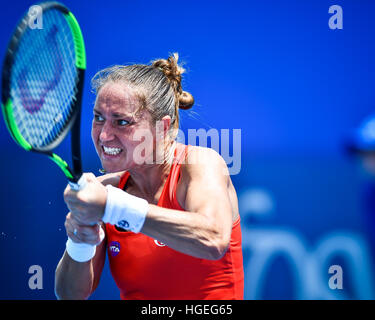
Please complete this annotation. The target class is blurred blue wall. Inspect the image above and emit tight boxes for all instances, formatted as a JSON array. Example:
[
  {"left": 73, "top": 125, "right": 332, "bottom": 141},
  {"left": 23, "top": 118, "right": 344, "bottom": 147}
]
[{"left": 0, "top": 0, "right": 374, "bottom": 299}]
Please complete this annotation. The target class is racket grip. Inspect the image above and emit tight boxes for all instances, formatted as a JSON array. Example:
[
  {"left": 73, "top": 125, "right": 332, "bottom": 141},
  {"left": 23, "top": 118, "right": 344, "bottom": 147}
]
[{"left": 68, "top": 174, "right": 87, "bottom": 191}]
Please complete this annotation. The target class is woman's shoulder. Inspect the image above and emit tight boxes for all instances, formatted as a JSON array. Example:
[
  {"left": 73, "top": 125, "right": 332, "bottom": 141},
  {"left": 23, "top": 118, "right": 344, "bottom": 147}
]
[
  {"left": 184, "top": 145, "right": 226, "bottom": 167},
  {"left": 176, "top": 145, "right": 233, "bottom": 211},
  {"left": 180, "top": 145, "right": 229, "bottom": 177}
]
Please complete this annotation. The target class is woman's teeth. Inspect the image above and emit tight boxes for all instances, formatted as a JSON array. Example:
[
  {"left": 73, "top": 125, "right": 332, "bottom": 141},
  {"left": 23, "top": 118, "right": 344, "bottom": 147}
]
[{"left": 103, "top": 146, "right": 122, "bottom": 155}]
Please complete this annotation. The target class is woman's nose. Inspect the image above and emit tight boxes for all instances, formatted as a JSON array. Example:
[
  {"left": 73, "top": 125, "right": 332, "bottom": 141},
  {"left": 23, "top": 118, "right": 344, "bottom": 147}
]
[{"left": 99, "top": 122, "right": 115, "bottom": 142}]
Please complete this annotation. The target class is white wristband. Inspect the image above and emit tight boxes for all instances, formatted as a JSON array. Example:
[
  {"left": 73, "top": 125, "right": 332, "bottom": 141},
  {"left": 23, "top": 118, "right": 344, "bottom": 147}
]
[
  {"left": 102, "top": 185, "right": 149, "bottom": 233},
  {"left": 66, "top": 239, "right": 96, "bottom": 262},
  {"left": 66, "top": 226, "right": 105, "bottom": 262}
]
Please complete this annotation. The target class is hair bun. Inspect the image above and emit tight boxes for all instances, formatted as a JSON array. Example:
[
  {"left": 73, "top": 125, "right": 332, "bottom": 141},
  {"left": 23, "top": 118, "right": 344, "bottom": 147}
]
[
  {"left": 152, "top": 53, "right": 194, "bottom": 109},
  {"left": 178, "top": 91, "right": 194, "bottom": 110}
]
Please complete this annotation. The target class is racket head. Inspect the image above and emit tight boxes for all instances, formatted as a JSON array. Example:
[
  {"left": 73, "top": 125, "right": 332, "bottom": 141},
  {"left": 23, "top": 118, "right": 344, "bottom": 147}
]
[{"left": 1, "top": 1, "right": 86, "bottom": 154}]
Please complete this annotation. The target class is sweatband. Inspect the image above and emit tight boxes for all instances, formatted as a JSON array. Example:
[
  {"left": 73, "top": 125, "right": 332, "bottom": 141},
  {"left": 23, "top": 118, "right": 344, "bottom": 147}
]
[
  {"left": 66, "top": 226, "right": 105, "bottom": 263},
  {"left": 102, "top": 185, "right": 149, "bottom": 233}
]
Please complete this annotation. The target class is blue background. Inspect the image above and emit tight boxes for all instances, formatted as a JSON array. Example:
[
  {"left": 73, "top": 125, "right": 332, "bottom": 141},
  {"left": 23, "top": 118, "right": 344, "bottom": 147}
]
[{"left": 1, "top": 0, "right": 375, "bottom": 299}]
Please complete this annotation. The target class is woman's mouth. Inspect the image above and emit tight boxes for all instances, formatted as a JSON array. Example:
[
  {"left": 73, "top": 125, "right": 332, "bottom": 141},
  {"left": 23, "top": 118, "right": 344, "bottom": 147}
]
[{"left": 102, "top": 146, "right": 123, "bottom": 156}]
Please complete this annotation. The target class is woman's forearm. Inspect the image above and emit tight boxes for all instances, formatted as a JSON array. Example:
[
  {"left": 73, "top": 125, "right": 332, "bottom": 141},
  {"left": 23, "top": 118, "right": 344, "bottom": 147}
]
[
  {"left": 55, "top": 251, "right": 94, "bottom": 300},
  {"left": 141, "top": 204, "right": 230, "bottom": 260}
]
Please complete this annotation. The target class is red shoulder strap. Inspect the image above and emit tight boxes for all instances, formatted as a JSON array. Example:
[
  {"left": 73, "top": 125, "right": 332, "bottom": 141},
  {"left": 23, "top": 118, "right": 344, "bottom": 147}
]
[
  {"left": 118, "top": 171, "right": 130, "bottom": 190},
  {"left": 168, "top": 144, "right": 189, "bottom": 207}
]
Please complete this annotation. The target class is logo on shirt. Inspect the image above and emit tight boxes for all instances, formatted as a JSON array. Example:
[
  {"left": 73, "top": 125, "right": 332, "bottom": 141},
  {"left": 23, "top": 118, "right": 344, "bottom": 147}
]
[
  {"left": 154, "top": 239, "right": 166, "bottom": 247},
  {"left": 109, "top": 241, "right": 121, "bottom": 257}
]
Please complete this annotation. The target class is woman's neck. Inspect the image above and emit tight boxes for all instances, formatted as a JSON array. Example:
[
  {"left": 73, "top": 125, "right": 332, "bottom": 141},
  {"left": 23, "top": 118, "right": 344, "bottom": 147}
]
[{"left": 126, "top": 141, "right": 177, "bottom": 196}]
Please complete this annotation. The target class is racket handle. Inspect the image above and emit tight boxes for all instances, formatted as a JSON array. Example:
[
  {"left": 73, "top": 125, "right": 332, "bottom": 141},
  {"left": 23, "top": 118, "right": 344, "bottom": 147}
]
[{"left": 68, "top": 174, "right": 87, "bottom": 191}]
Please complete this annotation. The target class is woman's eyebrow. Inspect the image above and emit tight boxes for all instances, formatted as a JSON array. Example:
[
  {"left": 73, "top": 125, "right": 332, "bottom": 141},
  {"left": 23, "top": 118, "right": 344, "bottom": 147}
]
[
  {"left": 111, "top": 112, "right": 127, "bottom": 118},
  {"left": 93, "top": 108, "right": 131, "bottom": 118}
]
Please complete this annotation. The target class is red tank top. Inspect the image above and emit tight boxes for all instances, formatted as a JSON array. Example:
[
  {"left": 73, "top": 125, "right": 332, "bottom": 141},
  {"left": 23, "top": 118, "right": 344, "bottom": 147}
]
[{"left": 105, "top": 144, "right": 244, "bottom": 300}]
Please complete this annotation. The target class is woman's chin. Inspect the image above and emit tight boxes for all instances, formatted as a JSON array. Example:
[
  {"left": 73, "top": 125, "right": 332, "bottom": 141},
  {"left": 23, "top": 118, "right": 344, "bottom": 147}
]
[
  {"left": 99, "top": 151, "right": 127, "bottom": 171},
  {"left": 100, "top": 160, "right": 126, "bottom": 174}
]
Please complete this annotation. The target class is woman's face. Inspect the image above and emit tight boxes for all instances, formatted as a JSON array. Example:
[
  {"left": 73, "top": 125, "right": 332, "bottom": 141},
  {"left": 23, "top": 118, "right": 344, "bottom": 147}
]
[{"left": 91, "top": 81, "right": 155, "bottom": 173}]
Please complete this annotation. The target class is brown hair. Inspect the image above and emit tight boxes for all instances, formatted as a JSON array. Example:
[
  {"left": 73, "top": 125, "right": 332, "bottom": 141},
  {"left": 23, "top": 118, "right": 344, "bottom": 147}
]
[{"left": 91, "top": 53, "right": 194, "bottom": 136}]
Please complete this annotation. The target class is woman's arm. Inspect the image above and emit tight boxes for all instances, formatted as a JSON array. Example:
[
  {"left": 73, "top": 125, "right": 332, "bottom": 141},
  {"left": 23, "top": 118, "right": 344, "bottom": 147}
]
[
  {"left": 54, "top": 236, "right": 106, "bottom": 300},
  {"left": 141, "top": 147, "right": 234, "bottom": 260},
  {"left": 55, "top": 173, "right": 122, "bottom": 300}
]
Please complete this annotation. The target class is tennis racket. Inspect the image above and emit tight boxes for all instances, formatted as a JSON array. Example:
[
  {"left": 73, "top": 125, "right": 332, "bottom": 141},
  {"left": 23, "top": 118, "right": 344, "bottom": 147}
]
[{"left": 1, "top": 1, "right": 86, "bottom": 190}]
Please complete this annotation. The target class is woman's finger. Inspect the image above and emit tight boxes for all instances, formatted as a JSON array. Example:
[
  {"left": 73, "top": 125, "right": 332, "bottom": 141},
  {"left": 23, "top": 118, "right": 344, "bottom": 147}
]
[
  {"left": 65, "top": 213, "right": 85, "bottom": 243},
  {"left": 65, "top": 216, "right": 103, "bottom": 245}
]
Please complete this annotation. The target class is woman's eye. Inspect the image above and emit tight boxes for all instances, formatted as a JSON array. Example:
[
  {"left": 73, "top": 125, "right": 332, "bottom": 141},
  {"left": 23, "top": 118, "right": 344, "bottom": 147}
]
[
  {"left": 117, "top": 119, "right": 129, "bottom": 126},
  {"left": 94, "top": 114, "right": 104, "bottom": 122}
]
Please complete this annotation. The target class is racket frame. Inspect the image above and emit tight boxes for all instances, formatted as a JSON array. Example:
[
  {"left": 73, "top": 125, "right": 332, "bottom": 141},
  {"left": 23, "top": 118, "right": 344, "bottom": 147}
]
[{"left": 1, "top": 1, "right": 86, "bottom": 184}]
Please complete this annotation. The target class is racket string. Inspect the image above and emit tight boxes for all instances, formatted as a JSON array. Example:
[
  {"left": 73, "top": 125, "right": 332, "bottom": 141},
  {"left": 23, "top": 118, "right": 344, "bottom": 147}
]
[{"left": 10, "top": 9, "right": 79, "bottom": 149}]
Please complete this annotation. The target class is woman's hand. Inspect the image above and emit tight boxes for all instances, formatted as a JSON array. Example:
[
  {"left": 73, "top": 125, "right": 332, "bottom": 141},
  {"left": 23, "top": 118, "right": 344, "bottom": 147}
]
[
  {"left": 64, "top": 173, "right": 108, "bottom": 226},
  {"left": 64, "top": 212, "right": 104, "bottom": 245}
]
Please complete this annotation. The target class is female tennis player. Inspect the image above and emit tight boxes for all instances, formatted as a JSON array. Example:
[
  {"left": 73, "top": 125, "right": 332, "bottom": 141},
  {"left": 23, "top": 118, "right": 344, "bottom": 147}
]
[{"left": 55, "top": 53, "right": 244, "bottom": 300}]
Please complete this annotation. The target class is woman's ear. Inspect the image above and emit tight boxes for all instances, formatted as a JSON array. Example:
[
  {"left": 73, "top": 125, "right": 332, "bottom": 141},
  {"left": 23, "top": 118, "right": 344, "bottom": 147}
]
[{"left": 159, "top": 115, "right": 172, "bottom": 136}]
